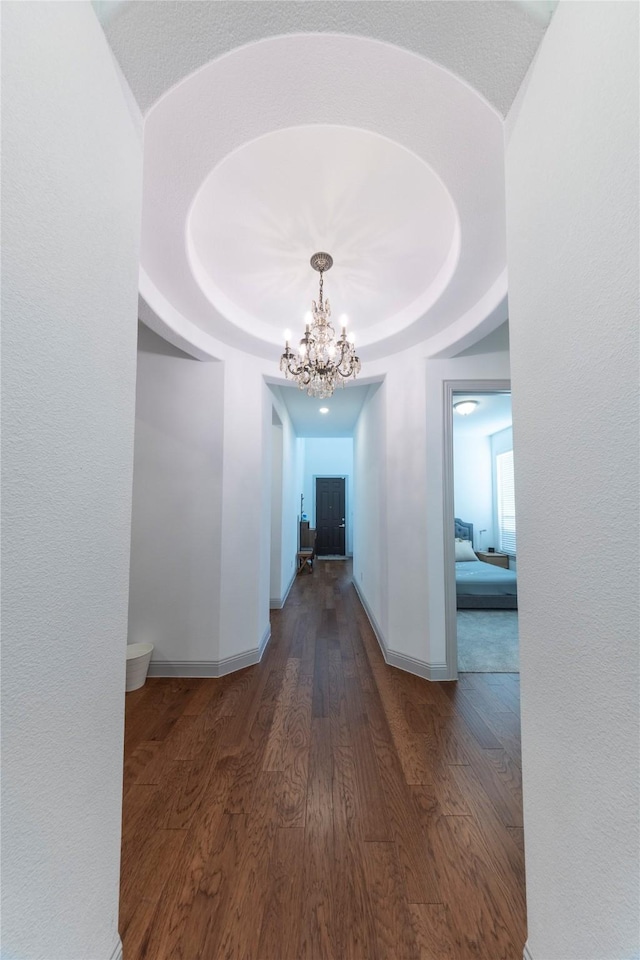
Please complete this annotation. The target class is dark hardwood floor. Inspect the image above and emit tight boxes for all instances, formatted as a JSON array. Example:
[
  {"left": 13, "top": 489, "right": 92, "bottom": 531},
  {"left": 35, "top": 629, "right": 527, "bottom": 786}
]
[{"left": 120, "top": 560, "right": 526, "bottom": 959}]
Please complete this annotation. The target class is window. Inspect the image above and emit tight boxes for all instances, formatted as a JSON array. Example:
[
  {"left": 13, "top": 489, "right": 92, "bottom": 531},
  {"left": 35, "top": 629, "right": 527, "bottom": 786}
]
[{"left": 497, "top": 449, "right": 516, "bottom": 554}]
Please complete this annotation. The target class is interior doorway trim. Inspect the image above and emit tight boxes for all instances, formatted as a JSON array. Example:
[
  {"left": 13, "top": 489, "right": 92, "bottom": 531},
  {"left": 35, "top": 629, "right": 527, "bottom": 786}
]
[{"left": 442, "top": 379, "right": 511, "bottom": 678}]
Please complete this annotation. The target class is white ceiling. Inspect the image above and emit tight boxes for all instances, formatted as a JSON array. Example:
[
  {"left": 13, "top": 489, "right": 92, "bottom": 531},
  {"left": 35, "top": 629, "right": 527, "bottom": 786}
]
[
  {"left": 187, "top": 125, "right": 459, "bottom": 348},
  {"left": 273, "top": 382, "right": 373, "bottom": 438},
  {"left": 102, "top": 2, "right": 550, "bottom": 365},
  {"left": 453, "top": 392, "right": 513, "bottom": 437}
]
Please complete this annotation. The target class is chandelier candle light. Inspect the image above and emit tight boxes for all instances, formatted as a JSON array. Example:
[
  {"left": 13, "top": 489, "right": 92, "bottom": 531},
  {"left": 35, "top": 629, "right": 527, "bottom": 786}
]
[{"left": 280, "top": 253, "right": 361, "bottom": 399}]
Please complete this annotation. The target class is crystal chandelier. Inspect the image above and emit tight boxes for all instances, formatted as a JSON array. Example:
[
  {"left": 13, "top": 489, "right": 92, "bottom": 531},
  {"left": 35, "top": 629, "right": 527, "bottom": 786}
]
[{"left": 280, "top": 253, "right": 361, "bottom": 399}]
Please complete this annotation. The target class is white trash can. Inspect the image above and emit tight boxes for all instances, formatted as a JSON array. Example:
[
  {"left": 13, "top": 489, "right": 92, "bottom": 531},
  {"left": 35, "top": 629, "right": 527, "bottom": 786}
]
[{"left": 126, "top": 643, "right": 154, "bottom": 692}]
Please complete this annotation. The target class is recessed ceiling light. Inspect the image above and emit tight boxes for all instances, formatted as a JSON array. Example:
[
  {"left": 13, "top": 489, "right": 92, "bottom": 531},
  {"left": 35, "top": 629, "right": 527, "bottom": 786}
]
[
  {"left": 453, "top": 400, "right": 479, "bottom": 416},
  {"left": 319, "top": 407, "right": 329, "bottom": 414}
]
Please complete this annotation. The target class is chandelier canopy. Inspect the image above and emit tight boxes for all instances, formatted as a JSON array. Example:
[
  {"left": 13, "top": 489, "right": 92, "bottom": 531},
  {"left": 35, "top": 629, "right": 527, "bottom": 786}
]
[{"left": 280, "top": 253, "right": 361, "bottom": 399}]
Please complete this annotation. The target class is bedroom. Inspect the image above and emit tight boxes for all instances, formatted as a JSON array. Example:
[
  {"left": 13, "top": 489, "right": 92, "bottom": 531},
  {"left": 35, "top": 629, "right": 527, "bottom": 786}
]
[{"left": 453, "top": 391, "right": 518, "bottom": 672}]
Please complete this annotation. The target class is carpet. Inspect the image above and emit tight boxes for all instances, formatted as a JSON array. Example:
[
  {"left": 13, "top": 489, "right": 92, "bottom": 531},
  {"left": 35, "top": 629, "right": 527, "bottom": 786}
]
[{"left": 457, "top": 609, "right": 519, "bottom": 673}]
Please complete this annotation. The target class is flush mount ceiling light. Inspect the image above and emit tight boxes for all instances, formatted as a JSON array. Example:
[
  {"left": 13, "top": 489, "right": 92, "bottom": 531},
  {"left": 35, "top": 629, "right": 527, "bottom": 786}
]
[
  {"left": 319, "top": 407, "right": 329, "bottom": 414},
  {"left": 453, "top": 400, "right": 479, "bottom": 416},
  {"left": 280, "top": 253, "right": 361, "bottom": 399}
]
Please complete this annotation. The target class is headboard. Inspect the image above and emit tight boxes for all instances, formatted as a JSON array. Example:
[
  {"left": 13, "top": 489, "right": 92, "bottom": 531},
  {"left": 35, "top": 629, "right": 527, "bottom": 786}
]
[{"left": 454, "top": 517, "right": 474, "bottom": 542}]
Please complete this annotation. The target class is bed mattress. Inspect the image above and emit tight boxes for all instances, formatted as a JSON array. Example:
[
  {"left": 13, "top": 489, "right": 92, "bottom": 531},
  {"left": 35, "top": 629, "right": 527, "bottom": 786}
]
[{"left": 455, "top": 559, "right": 517, "bottom": 598}]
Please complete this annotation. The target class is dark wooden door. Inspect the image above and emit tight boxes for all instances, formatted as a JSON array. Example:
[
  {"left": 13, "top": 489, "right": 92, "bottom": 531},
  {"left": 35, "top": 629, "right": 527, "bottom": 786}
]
[{"left": 315, "top": 478, "right": 346, "bottom": 556}]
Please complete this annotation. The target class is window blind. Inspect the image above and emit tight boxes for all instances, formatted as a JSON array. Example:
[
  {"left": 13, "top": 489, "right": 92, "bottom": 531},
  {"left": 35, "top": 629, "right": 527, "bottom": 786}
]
[{"left": 497, "top": 449, "right": 516, "bottom": 554}]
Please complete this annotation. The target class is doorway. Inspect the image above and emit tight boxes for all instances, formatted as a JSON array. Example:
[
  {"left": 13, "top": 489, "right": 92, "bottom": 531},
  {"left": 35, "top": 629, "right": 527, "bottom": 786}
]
[
  {"left": 443, "top": 380, "right": 519, "bottom": 676},
  {"left": 315, "top": 477, "right": 346, "bottom": 556}
]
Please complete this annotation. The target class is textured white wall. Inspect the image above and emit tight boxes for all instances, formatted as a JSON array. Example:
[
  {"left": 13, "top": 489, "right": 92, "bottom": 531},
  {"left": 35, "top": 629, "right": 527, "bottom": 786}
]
[
  {"left": 453, "top": 431, "right": 493, "bottom": 549},
  {"left": 506, "top": 3, "right": 639, "bottom": 958},
  {"left": 384, "top": 359, "right": 431, "bottom": 663},
  {"left": 490, "top": 426, "right": 514, "bottom": 552},
  {"left": 301, "top": 438, "right": 354, "bottom": 555},
  {"left": 1, "top": 4, "right": 142, "bottom": 958},
  {"left": 270, "top": 388, "right": 301, "bottom": 604},
  {"left": 218, "top": 357, "right": 272, "bottom": 661},
  {"left": 128, "top": 325, "right": 224, "bottom": 667},
  {"left": 270, "top": 422, "right": 284, "bottom": 601},
  {"left": 353, "top": 383, "right": 388, "bottom": 637},
  {"left": 258, "top": 379, "right": 274, "bottom": 636}
]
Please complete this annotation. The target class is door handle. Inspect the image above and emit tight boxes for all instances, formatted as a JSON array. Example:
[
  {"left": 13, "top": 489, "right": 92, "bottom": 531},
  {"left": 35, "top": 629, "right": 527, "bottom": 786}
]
[{"left": 338, "top": 523, "right": 345, "bottom": 528}]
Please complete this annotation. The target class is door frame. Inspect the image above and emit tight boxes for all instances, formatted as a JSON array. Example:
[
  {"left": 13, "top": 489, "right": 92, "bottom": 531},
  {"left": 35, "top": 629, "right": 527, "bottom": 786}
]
[
  {"left": 313, "top": 474, "right": 348, "bottom": 556},
  {"left": 442, "top": 379, "right": 511, "bottom": 677}
]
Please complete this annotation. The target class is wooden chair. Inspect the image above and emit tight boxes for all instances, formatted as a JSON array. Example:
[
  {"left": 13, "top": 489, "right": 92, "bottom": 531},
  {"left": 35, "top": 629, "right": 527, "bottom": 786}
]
[{"left": 297, "top": 522, "right": 316, "bottom": 574}]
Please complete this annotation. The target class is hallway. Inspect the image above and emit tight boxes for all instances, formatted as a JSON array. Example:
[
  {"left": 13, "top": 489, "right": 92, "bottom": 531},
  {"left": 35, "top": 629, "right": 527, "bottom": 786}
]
[{"left": 120, "top": 562, "right": 526, "bottom": 959}]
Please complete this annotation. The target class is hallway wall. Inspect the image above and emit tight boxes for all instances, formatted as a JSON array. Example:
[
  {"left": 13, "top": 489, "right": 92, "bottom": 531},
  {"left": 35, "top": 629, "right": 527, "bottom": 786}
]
[
  {"left": 128, "top": 324, "right": 224, "bottom": 668},
  {"left": 269, "top": 420, "right": 284, "bottom": 602},
  {"left": 270, "top": 387, "right": 301, "bottom": 607},
  {"left": 1, "top": 5, "right": 142, "bottom": 958},
  {"left": 131, "top": 344, "right": 274, "bottom": 674},
  {"left": 506, "top": 3, "right": 639, "bottom": 957},
  {"left": 353, "top": 382, "right": 388, "bottom": 638},
  {"left": 453, "top": 432, "right": 493, "bottom": 550},
  {"left": 218, "top": 358, "right": 273, "bottom": 664}
]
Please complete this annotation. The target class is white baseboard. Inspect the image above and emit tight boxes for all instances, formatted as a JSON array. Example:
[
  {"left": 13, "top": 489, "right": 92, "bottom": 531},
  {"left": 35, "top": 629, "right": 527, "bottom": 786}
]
[
  {"left": 523, "top": 945, "right": 534, "bottom": 960},
  {"left": 352, "top": 578, "right": 451, "bottom": 682},
  {"left": 385, "top": 648, "right": 451, "bottom": 682},
  {"left": 352, "top": 576, "right": 386, "bottom": 647},
  {"left": 148, "top": 625, "right": 271, "bottom": 679},
  {"left": 270, "top": 567, "right": 297, "bottom": 609},
  {"left": 258, "top": 623, "right": 271, "bottom": 657},
  {"left": 109, "top": 938, "right": 123, "bottom": 960}
]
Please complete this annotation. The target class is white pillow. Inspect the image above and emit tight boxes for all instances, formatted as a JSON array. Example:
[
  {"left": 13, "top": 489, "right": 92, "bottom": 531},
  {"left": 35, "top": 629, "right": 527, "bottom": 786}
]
[{"left": 455, "top": 538, "right": 477, "bottom": 562}]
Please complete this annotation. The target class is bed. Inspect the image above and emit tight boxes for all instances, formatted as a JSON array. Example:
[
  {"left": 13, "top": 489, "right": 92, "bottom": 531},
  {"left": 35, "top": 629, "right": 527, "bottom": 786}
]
[{"left": 454, "top": 518, "right": 518, "bottom": 609}]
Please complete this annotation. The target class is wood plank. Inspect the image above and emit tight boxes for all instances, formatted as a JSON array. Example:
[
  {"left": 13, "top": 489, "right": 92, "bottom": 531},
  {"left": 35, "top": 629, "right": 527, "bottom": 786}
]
[
  {"left": 479, "top": 708, "right": 522, "bottom": 769},
  {"left": 298, "top": 718, "right": 334, "bottom": 960},
  {"left": 364, "top": 651, "right": 435, "bottom": 784},
  {"left": 312, "top": 619, "right": 331, "bottom": 717},
  {"left": 486, "top": 677, "right": 522, "bottom": 716},
  {"left": 257, "top": 828, "right": 305, "bottom": 960},
  {"left": 331, "top": 745, "right": 379, "bottom": 959},
  {"left": 507, "top": 826, "right": 525, "bottom": 854},
  {"left": 119, "top": 828, "right": 188, "bottom": 939},
  {"left": 410, "top": 797, "right": 525, "bottom": 959},
  {"left": 161, "top": 716, "right": 230, "bottom": 829},
  {"left": 220, "top": 695, "right": 279, "bottom": 816},
  {"left": 274, "top": 672, "right": 313, "bottom": 827},
  {"left": 439, "top": 715, "right": 524, "bottom": 829},
  {"left": 262, "top": 658, "right": 300, "bottom": 772},
  {"left": 431, "top": 714, "right": 471, "bottom": 766},
  {"left": 365, "top": 694, "right": 441, "bottom": 903},
  {"left": 343, "top": 676, "right": 393, "bottom": 842},
  {"left": 448, "top": 687, "right": 505, "bottom": 750},
  {"left": 436, "top": 813, "right": 526, "bottom": 959},
  {"left": 144, "top": 678, "right": 204, "bottom": 742},
  {"left": 122, "top": 741, "right": 161, "bottom": 797},
  {"left": 130, "top": 805, "right": 236, "bottom": 960},
  {"left": 408, "top": 903, "right": 462, "bottom": 960},
  {"left": 360, "top": 840, "right": 420, "bottom": 959},
  {"left": 178, "top": 676, "right": 225, "bottom": 716},
  {"left": 205, "top": 771, "right": 281, "bottom": 960},
  {"left": 448, "top": 763, "right": 525, "bottom": 880}
]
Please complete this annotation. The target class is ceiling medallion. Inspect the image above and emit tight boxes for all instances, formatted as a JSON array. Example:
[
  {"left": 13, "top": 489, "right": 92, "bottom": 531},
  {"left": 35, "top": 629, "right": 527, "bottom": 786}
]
[{"left": 280, "top": 253, "right": 361, "bottom": 399}]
